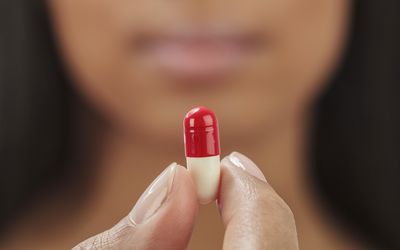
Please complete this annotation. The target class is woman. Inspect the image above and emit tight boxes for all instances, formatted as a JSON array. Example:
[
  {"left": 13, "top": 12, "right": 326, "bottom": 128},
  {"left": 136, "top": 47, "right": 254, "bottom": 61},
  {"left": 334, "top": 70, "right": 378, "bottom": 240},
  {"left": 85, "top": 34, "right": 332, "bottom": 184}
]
[{"left": 1, "top": 0, "right": 399, "bottom": 249}]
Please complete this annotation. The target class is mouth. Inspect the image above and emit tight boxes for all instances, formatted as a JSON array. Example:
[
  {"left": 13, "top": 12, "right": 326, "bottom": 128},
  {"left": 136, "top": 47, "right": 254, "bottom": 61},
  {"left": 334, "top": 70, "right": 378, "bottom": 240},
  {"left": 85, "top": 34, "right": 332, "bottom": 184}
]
[{"left": 132, "top": 27, "right": 266, "bottom": 81}]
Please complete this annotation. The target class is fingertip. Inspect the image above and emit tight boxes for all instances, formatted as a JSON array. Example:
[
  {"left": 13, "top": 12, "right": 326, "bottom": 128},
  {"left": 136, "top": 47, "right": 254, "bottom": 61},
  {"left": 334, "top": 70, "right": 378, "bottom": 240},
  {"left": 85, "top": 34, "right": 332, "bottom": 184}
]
[
  {"left": 218, "top": 152, "right": 273, "bottom": 226},
  {"left": 135, "top": 164, "right": 198, "bottom": 249},
  {"left": 172, "top": 164, "right": 198, "bottom": 206},
  {"left": 221, "top": 151, "right": 267, "bottom": 182}
]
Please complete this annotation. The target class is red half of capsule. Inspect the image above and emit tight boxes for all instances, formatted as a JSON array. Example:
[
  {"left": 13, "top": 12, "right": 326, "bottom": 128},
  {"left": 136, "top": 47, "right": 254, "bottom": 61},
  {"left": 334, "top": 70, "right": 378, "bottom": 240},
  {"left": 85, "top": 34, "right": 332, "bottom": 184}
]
[{"left": 183, "top": 106, "right": 220, "bottom": 157}]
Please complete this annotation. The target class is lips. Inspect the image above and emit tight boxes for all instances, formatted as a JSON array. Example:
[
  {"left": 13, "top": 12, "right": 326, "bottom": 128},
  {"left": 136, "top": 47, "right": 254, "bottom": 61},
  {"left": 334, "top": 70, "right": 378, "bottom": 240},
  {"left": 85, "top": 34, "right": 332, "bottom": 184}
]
[{"left": 133, "top": 30, "right": 265, "bottom": 80}]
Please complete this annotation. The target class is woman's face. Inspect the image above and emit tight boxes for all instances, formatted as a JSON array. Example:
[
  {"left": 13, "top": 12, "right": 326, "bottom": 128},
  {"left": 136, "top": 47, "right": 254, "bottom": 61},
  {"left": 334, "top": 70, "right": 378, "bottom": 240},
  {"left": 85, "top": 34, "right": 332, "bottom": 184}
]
[{"left": 49, "top": 0, "right": 350, "bottom": 146}]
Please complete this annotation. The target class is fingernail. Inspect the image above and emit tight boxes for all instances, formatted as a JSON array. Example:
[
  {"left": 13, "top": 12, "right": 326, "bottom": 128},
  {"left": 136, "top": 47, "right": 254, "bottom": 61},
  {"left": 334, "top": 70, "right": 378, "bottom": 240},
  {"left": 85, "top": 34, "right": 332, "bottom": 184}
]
[
  {"left": 129, "top": 163, "right": 177, "bottom": 224},
  {"left": 222, "top": 152, "right": 267, "bottom": 182}
]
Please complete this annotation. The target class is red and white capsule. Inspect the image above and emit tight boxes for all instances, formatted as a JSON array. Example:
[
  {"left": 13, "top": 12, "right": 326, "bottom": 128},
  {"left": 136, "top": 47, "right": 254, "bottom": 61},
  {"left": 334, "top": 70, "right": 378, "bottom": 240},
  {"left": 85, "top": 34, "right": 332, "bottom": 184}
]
[{"left": 184, "top": 106, "right": 221, "bottom": 204}]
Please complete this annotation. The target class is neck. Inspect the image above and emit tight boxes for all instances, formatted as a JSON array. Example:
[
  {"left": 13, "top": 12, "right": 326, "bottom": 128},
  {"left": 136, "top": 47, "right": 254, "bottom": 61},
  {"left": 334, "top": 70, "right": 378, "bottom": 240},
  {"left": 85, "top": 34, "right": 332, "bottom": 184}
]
[{"left": 82, "top": 108, "right": 359, "bottom": 249}]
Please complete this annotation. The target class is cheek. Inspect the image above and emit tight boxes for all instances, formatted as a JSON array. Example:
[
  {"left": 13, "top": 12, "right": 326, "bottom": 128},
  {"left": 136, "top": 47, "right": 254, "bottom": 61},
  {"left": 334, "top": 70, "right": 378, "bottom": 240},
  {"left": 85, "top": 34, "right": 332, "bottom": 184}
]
[
  {"left": 218, "top": 0, "right": 350, "bottom": 138},
  {"left": 271, "top": 0, "right": 350, "bottom": 106},
  {"left": 49, "top": 1, "right": 185, "bottom": 121},
  {"left": 49, "top": 0, "right": 151, "bottom": 131}
]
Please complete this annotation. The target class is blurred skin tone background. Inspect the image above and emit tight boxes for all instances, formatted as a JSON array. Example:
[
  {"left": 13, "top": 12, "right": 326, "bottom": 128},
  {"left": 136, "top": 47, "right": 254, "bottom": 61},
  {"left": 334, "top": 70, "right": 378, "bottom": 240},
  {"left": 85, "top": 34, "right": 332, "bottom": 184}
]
[{"left": 1, "top": 0, "right": 399, "bottom": 249}]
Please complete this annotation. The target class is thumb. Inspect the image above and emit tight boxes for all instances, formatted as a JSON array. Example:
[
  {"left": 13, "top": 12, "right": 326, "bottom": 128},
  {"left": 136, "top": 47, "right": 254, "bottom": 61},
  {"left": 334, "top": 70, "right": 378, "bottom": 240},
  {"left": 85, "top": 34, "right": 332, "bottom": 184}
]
[
  {"left": 73, "top": 163, "right": 198, "bottom": 250},
  {"left": 218, "top": 152, "right": 299, "bottom": 250}
]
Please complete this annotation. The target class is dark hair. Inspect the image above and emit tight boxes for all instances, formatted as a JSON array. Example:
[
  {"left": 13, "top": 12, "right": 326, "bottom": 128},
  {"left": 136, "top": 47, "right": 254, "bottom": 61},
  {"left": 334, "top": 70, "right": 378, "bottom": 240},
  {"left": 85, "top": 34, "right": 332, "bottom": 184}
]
[
  {"left": 312, "top": 1, "right": 400, "bottom": 248},
  {"left": 0, "top": 0, "right": 74, "bottom": 233},
  {"left": 0, "top": 0, "right": 399, "bottom": 248}
]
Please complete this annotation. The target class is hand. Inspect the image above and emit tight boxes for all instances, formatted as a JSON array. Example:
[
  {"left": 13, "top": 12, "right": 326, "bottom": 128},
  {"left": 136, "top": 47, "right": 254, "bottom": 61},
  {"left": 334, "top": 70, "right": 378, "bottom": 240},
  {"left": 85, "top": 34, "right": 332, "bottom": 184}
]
[{"left": 73, "top": 152, "right": 299, "bottom": 250}]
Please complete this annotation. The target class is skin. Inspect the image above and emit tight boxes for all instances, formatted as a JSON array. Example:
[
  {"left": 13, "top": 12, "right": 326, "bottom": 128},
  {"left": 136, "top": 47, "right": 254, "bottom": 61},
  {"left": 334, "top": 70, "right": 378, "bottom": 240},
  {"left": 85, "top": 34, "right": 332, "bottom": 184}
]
[
  {"left": 48, "top": 0, "right": 348, "bottom": 145},
  {"left": 1, "top": 0, "right": 362, "bottom": 249},
  {"left": 73, "top": 156, "right": 299, "bottom": 249}
]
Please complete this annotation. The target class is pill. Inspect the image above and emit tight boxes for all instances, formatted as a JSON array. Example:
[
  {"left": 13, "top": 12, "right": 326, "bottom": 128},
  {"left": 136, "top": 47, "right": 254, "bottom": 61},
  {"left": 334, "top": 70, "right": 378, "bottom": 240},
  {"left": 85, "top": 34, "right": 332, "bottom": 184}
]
[{"left": 183, "top": 106, "right": 221, "bottom": 204}]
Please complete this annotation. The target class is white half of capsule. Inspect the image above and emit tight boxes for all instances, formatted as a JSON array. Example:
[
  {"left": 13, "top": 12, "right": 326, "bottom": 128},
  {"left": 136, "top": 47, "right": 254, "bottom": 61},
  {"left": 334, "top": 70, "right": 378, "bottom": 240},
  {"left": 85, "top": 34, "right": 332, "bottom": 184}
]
[{"left": 186, "top": 155, "right": 220, "bottom": 204}]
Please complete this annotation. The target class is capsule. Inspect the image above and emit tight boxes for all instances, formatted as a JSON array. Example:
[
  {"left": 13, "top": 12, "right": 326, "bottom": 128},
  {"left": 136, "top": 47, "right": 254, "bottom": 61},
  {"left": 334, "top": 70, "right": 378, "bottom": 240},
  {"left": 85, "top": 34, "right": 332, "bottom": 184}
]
[{"left": 183, "top": 106, "right": 220, "bottom": 204}]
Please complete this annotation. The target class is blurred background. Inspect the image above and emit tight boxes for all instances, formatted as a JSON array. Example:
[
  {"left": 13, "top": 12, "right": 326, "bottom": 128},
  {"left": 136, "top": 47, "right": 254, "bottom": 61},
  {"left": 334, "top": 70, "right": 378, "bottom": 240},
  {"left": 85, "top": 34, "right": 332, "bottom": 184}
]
[{"left": 0, "top": 0, "right": 399, "bottom": 249}]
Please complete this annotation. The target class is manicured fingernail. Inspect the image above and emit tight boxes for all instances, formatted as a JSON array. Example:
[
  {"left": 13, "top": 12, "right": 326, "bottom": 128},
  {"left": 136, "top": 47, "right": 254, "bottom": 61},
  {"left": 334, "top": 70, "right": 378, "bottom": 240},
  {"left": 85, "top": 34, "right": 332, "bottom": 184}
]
[
  {"left": 222, "top": 152, "right": 267, "bottom": 182},
  {"left": 129, "top": 163, "right": 177, "bottom": 224}
]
